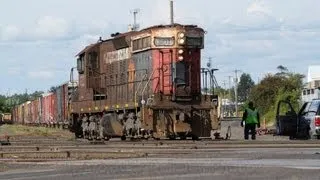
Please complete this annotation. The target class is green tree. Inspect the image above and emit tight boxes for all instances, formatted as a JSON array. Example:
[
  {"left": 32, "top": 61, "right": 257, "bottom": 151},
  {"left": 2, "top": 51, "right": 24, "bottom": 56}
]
[
  {"left": 29, "top": 91, "right": 44, "bottom": 101},
  {"left": 49, "top": 86, "right": 58, "bottom": 93},
  {"left": 0, "top": 90, "right": 45, "bottom": 113},
  {"left": 214, "top": 86, "right": 228, "bottom": 97},
  {"left": 237, "top": 73, "right": 255, "bottom": 102},
  {"left": 248, "top": 66, "right": 304, "bottom": 124}
]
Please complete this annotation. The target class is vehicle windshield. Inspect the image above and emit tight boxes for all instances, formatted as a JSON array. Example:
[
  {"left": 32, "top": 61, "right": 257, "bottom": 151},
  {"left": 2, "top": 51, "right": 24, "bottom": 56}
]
[{"left": 308, "top": 100, "right": 320, "bottom": 115}]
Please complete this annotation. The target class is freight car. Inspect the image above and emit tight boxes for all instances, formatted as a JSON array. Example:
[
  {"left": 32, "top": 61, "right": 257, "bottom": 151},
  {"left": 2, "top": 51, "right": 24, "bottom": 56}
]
[
  {"left": 0, "top": 113, "right": 12, "bottom": 124},
  {"left": 68, "top": 23, "right": 221, "bottom": 141},
  {"left": 11, "top": 82, "right": 73, "bottom": 128}
]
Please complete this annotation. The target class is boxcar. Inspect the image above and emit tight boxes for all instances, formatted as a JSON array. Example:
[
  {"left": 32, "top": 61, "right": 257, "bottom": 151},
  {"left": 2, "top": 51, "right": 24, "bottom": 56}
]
[
  {"left": 41, "top": 93, "right": 56, "bottom": 126},
  {"left": 0, "top": 113, "right": 12, "bottom": 124}
]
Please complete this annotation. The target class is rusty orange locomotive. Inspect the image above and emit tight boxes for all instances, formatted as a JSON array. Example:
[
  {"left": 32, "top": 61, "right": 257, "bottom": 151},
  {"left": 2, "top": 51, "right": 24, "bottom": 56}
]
[{"left": 68, "top": 23, "right": 221, "bottom": 140}]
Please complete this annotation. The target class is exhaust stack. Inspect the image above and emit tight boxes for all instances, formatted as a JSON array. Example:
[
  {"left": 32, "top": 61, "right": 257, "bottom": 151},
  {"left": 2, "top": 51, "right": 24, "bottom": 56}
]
[{"left": 170, "top": 0, "right": 174, "bottom": 25}]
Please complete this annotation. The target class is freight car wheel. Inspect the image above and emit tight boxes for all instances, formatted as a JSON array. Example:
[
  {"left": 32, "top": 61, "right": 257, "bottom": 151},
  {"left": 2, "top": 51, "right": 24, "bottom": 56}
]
[{"left": 74, "top": 132, "right": 82, "bottom": 139}]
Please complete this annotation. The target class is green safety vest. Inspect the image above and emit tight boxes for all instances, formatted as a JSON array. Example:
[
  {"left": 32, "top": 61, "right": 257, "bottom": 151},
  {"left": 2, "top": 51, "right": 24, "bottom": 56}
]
[{"left": 245, "top": 108, "right": 258, "bottom": 124}]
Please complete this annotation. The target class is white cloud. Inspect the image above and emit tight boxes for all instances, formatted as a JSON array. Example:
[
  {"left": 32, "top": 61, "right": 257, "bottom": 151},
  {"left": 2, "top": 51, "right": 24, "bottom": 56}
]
[
  {"left": 247, "top": 0, "right": 271, "bottom": 15},
  {"left": 7, "top": 67, "right": 21, "bottom": 75},
  {"left": 0, "top": 25, "right": 20, "bottom": 41},
  {"left": 221, "top": 17, "right": 232, "bottom": 24},
  {"left": 28, "top": 71, "right": 54, "bottom": 79},
  {"left": 0, "top": 0, "right": 320, "bottom": 93},
  {"left": 34, "top": 16, "right": 69, "bottom": 39}
]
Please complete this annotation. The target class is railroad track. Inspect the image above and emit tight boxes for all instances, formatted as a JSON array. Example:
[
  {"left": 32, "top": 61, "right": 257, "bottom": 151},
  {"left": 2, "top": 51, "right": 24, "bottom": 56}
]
[
  {"left": 1, "top": 136, "right": 320, "bottom": 162},
  {"left": 221, "top": 117, "right": 242, "bottom": 121}
]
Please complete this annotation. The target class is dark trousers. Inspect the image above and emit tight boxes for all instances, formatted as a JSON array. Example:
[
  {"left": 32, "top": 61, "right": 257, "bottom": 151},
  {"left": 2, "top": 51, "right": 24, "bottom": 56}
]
[{"left": 244, "top": 124, "right": 256, "bottom": 140}]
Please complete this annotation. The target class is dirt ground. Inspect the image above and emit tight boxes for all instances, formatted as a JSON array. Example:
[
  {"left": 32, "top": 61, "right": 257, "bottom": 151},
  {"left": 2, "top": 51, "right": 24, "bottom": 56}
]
[
  {"left": 0, "top": 124, "right": 74, "bottom": 141},
  {"left": 220, "top": 120, "right": 288, "bottom": 141}
]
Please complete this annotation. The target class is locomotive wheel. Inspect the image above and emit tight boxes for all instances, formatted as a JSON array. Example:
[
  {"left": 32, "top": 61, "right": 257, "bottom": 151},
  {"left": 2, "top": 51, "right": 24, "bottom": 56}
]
[
  {"left": 180, "top": 136, "right": 187, "bottom": 140},
  {"left": 74, "top": 132, "right": 82, "bottom": 138},
  {"left": 121, "top": 135, "right": 127, "bottom": 141},
  {"left": 192, "top": 135, "right": 199, "bottom": 141},
  {"left": 169, "top": 135, "right": 176, "bottom": 140}
]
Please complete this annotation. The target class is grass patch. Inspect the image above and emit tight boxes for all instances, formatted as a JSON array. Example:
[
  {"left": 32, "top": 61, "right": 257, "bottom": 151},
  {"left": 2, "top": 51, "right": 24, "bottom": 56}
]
[{"left": 0, "top": 125, "right": 73, "bottom": 140}]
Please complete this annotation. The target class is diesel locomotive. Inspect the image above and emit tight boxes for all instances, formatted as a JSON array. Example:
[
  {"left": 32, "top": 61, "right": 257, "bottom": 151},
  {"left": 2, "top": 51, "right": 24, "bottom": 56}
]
[{"left": 68, "top": 23, "right": 221, "bottom": 140}]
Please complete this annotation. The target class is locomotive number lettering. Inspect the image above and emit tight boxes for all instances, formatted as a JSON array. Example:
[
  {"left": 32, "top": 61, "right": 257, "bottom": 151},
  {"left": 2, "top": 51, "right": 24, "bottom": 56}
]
[
  {"left": 154, "top": 37, "right": 174, "bottom": 46},
  {"left": 105, "top": 48, "right": 131, "bottom": 64}
]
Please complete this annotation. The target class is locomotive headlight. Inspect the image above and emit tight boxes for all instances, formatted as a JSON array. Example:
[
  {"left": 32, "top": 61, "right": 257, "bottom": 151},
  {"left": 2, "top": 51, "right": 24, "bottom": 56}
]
[
  {"left": 178, "top": 32, "right": 185, "bottom": 38},
  {"left": 178, "top": 49, "right": 184, "bottom": 54},
  {"left": 178, "top": 56, "right": 184, "bottom": 60},
  {"left": 178, "top": 39, "right": 185, "bottom": 45}
]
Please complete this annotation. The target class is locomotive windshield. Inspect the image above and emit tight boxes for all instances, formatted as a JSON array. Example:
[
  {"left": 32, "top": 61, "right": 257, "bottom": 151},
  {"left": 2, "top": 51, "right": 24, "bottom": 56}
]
[
  {"left": 186, "top": 37, "right": 203, "bottom": 47},
  {"left": 173, "top": 61, "right": 189, "bottom": 86},
  {"left": 77, "top": 54, "right": 85, "bottom": 74}
]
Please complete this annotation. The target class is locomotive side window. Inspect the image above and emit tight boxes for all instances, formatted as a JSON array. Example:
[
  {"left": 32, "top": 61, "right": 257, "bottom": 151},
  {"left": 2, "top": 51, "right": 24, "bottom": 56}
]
[
  {"left": 88, "top": 52, "right": 98, "bottom": 70},
  {"left": 132, "top": 36, "right": 151, "bottom": 51},
  {"left": 133, "top": 40, "right": 138, "bottom": 51},
  {"left": 77, "top": 54, "right": 85, "bottom": 74},
  {"left": 143, "top": 37, "right": 151, "bottom": 48}
]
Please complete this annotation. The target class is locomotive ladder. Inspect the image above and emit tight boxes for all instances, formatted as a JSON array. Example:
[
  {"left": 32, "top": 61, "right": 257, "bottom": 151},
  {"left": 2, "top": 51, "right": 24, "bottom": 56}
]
[
  {"left": 159, "top": 50, "right": 173, "bottom": 94},
  {"left": 162, "top": 62, "right": 172, "bottom": 91}
]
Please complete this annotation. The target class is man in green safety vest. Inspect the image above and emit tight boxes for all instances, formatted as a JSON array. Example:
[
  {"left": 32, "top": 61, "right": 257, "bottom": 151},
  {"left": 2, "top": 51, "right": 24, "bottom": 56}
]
[{"left": 241, "top": 101, "right": 260, "bottom": 140}]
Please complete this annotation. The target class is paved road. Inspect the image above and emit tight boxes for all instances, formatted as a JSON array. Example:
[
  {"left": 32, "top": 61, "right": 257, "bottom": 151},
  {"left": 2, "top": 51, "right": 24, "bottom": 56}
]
[{"left": 1, "top": 147, "right": 320, "bottom": 180}]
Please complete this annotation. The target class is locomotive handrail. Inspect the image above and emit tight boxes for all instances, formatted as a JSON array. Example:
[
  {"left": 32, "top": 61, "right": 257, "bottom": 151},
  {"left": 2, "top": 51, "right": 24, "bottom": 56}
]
[
  {"left": 141, "top": 69, "right": 157, "bottom": 101},
  {"left": 134, "top": 73, "right": 148, "bottom": 114},
  {"left": 201, "top": 68, "right": 219, "bottom": 94},
  {"left": 140, "top": 69, "right": 157, "bottom": 123}
]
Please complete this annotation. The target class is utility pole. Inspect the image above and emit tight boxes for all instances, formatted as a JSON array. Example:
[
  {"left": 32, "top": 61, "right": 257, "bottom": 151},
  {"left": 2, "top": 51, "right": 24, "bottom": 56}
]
[
  {"left": 207, "top": 57, "right": 212, "bottom": 92},
  {"left": 234, "top": 69, "right": 241, "bottom": 117},
  {"left": 228, "top": 76, "right": 232, "bottom": 98},
  {"left": 222, "top": 80, "right": 227, "bottom": 118},
  {"left": 222, "top": 80, "right": 227, "bottom": 98},
  {"left": 227, "top": 75, "right": 233, "bottom": 117}
]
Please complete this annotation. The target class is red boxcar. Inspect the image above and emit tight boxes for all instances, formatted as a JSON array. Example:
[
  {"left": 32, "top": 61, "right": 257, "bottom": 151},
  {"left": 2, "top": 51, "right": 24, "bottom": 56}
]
[
  {"left": 55, "top": 82, "right": 69, "bottom": 124},
  {"left": 23, "top": 101, "right": 32, "bottom": 124},
  {"left": 41, "top": 93, "right": 56, "bottom": 126},
  {"left": 11, "top": 106, "right": 18, "bottom": 124},
  {"left": 17, "top": 104, "right": 23, "bottom": 124},
  {"left": 30, "top": 98, "right": 40, "bottom": 125}
]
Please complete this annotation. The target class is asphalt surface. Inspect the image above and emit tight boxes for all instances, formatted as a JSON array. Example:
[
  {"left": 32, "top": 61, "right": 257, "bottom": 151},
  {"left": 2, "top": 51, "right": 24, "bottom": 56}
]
[{"left": 1, "top": 147, "right": 320, "bottom": 180}]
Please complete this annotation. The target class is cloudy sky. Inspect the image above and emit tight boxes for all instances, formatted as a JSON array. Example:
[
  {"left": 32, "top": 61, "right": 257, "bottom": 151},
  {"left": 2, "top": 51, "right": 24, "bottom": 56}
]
[{"left": 0, "top": 0, "right": 319, "bottom": 94}]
